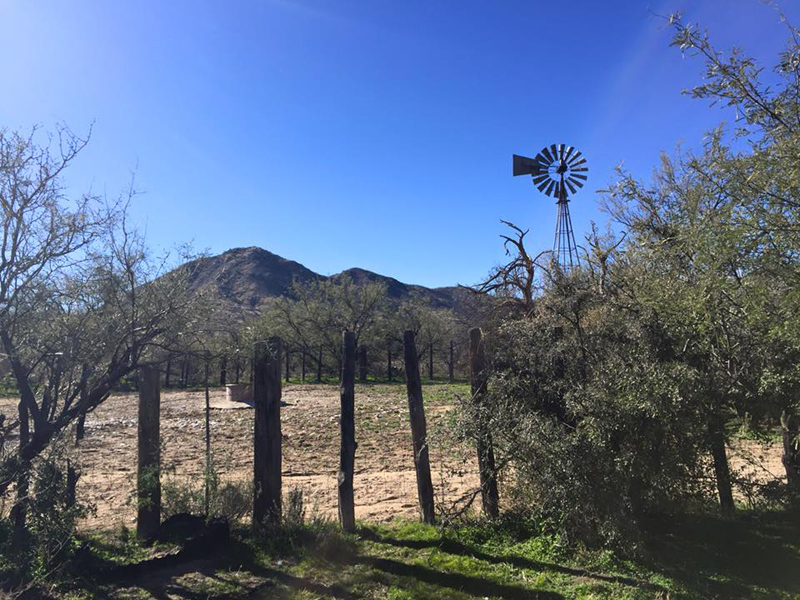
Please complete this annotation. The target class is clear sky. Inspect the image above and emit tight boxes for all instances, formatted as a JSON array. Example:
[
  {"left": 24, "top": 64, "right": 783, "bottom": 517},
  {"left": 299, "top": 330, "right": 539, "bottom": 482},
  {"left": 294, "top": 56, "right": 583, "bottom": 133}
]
[{"left": 0, "top": 1, "right": 797, "bottom": 288}]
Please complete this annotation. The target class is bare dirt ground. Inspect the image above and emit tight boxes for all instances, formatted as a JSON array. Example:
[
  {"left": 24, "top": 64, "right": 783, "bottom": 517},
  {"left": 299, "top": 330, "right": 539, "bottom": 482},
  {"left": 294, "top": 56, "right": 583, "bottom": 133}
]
[
  {"left": 0, "top": 384, "right": 785, "bottom": 533},
  {"left": 58, "top": 382, "right": 477, "bottom": 531}
]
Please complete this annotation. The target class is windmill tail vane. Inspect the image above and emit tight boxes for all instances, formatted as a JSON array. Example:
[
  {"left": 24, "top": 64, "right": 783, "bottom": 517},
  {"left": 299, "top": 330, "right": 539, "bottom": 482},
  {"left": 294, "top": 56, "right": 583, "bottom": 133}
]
[{"left": 512, "top": 143, "right": 587, "bottom": 272}]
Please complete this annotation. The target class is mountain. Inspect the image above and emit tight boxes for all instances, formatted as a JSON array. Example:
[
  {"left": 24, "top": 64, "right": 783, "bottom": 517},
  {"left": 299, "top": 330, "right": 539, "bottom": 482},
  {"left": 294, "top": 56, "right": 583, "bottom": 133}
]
[{"left": 183, "top": 246, "right": 461, "bottom": 315}]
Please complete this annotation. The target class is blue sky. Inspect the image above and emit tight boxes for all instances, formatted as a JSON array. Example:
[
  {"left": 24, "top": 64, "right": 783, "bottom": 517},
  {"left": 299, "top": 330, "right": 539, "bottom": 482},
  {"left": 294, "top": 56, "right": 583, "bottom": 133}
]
[{"left": 0, "top": 1, "right": 796, "bottom": 287}]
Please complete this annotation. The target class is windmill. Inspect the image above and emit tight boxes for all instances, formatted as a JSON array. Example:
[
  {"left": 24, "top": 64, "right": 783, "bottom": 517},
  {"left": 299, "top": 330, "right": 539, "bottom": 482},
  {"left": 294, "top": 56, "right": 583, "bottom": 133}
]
[{"left": 513, "top": 144, "right": 587, "bottom": 272}]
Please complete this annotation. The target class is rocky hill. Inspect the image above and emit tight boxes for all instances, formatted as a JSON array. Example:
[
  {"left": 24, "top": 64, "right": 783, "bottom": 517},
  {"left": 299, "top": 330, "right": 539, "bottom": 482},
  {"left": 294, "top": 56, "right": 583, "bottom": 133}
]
[{"left": 183, "top": 246, "right": 460, "bottom": 315}]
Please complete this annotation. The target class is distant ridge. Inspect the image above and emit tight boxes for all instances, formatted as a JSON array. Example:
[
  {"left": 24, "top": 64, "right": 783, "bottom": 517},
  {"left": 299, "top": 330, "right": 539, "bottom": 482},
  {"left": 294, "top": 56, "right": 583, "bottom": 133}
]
[{"left": 182, "top": 246, "right": 460, "bottom": 316}]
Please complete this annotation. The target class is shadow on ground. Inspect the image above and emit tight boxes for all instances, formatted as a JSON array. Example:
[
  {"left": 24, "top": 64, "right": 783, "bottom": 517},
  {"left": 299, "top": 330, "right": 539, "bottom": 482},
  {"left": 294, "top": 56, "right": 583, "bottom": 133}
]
[
  {"left": 83, "top": 510, "right": 800, "bottom": 599},
  {"left": 640, "top": 510, "right": 800, "bottom": 599}
]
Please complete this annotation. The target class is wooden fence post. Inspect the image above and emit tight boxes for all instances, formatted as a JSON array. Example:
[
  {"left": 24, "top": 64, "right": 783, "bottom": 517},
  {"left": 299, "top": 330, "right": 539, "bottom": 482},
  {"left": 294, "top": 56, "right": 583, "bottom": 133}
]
[
  {"left": 253, "top": 337, "right": 283, "bottom": 529},
  {"left": 137, "top": 365, "right": 161, "bottom": 540},
  {"left": 338, "top": 331, "right": 357, "bottom": 532},
  {"left": 469, "top": 328, "right": 499, "bottom": 519},
  {"left": 403, "top": 331, "right": 436, "bottom": 524},
  {"left": 359, "top": 346, "right": 368, "bottom": 383},
  {"left": 204, "top": 355, "right": 212, "bottom": 516},
  {"left": 448, "top": 340, "right": 455, "bottom": 383}
]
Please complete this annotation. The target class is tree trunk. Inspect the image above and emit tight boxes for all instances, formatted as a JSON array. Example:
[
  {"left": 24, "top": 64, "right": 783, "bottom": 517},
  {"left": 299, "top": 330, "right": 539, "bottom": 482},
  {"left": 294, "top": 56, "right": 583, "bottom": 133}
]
[
  {"left": 219, "top": 357, "right": 227, "bottom": 387},
  {"left": 11, "top": 402, "right": 30, "bottom": 547},
  {"left": 469, "top": 328, "right": 499, "bottom": 519},
  {"left": 781, "top": 410, "right": 800, "bottom": 495},
  {"left": 76, "top": 378, "right": 88, "bottom": 444},
  {"left": 76, "top": 413, "right": 86, "bottom": 443},
  {"left": 448, "top": 340, "right": 454, "bottom": 383},
  {"left": 234, "top": 357, "right": 240, "bottom": 384},
  {"left": 253, "top": 338, "right": 283, "bottom": 529},
  {"left": 164, "top": 358, "right": 172, "bottom": 388},
  {"left": 403, "top": 331, "right": 436, "bottom": 524},
  {"left": 338, "top": 331, "right": 357, "bottom": 533},
  {"left": 66, "top": 461, "right": 79, "bottom": 509},
  {"left": 181, "top": 356, "right": 189, "bottom": 389},
  {"left": 137, "top": 366, "right": 161, "bottom": 540},
  {"left": 708, "top": 416, "right": 735, "bottom": 514},
  {"left": 285, "top": 349, "right": 291, "bottom": 383},
  {"left": 359, "top": 346, "right": 368, "bottom": 383}
]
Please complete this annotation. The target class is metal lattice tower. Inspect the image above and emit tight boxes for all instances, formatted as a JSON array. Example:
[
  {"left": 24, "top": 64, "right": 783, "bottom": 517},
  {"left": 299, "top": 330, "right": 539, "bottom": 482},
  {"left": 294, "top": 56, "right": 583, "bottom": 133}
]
[
  {"left": 554, "top": 185, "right": 579, "bottom": 271},
  {"left": 513, "top": 144, "right": 588, "bottom": 273}
]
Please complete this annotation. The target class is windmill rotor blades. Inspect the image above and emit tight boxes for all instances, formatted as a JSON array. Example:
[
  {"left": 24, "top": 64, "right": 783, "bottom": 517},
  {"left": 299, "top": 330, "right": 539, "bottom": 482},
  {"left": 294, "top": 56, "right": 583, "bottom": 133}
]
[
  {"left": 570, "top": 157, "right": 587, "bottom": 168},
  {"left": 514, "top": 143, "right": 588, "bottom": 198},
  {"left": 532, "top": 175, "right": 548, "bottom": 186}
]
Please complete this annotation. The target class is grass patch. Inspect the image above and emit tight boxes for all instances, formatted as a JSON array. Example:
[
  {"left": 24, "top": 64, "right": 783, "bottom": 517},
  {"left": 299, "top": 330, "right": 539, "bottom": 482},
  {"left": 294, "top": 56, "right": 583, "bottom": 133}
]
[{"left": 35, "top": 509, "right": 800, "bottom": 599}]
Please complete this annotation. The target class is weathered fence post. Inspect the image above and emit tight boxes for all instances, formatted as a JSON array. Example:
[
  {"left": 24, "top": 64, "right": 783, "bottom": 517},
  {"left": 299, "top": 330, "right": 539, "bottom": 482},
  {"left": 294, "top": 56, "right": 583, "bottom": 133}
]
[
  {"left": 448, "top": 340, "right": 455, "bottom": 383},
  {"left": 253, "top": 337, "right": 283, "bottom": 529},
  {"left": 359, "top": 346, "right": 368, "bottom": 383},
  {"left": 338, "top": 331, "right": 357, "bottom": 532},
  {"left": 428, "top": 343, "right": 434, "bottom": 381},
  {"left": 469, "top": 328, "right": 499, "bottom": 519},
  {"left": 204, "top": 355, "right": 212, "bottom": 516},
  {"left": 403, "top": 331, "right": 436, "bottom": 524},
  {"left": 137, "top": 365, "right": 161, "bottom": 540},
  {"left": 317, "top": 346, "right": 323, "bottom": 383}
]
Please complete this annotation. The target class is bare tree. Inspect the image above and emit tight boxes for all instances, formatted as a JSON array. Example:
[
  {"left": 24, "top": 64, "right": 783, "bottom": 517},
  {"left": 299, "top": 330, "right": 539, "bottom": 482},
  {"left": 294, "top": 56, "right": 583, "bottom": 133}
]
[{"left": 466, "top": 220, "right": 548, "bottom": 317}]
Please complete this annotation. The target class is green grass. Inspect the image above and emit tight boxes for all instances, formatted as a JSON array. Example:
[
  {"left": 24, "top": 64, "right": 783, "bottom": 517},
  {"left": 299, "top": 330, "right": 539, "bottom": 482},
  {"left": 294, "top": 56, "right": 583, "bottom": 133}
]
[{"left": 43, "top": 509, "right": 800, "bottom": 599}]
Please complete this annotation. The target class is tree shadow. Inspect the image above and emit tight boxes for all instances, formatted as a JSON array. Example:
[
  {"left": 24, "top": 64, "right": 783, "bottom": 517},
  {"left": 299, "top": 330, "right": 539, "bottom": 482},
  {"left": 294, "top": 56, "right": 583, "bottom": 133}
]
[
  {"left": 358, "top": 526, "right": 664, "bottom": 594},
  {"left": 89, "top": 538, "right": 355, "bottom": 600},
  {"left": 356, "top": 554, "right": 564, "bottom": 599},
  {"left": 639, "top": 511, "right": 800, "bottom": 599}
]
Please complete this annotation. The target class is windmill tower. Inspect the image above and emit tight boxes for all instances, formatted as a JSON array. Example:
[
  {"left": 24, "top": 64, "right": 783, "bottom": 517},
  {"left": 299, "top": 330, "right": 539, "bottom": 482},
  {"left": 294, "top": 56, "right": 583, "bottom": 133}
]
[{"left": 513, "top": 144, "right": 587, "bottom": 272}]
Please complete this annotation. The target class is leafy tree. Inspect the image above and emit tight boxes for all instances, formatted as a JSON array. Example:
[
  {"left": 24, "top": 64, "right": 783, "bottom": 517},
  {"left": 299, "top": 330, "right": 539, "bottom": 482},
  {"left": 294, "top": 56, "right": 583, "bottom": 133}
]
[
  {"left": 255, "top": 275, "right": 388, "bottom": 375},
  {"left": 0, "top": 126, "right": 202, "bottom": 542}
]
